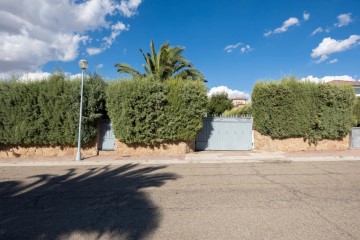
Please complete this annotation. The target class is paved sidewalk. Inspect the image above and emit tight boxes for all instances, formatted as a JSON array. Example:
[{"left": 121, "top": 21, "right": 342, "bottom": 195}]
[{"left": 0, "top": 149, "right": 359, "bottom": 166}]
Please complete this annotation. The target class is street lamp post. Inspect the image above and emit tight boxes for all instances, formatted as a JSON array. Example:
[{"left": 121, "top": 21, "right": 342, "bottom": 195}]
[{"left": 76, "top": 59, "right": 88, "bottom": 161}]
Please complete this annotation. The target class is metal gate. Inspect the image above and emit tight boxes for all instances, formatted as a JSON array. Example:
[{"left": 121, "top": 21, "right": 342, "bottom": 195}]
[
  {"left": 351, "top": 127, "right": 360, "bottom": 148},
  {"left": 98, "top": 119, "right": 115, "bottom": 150},
  {"left": 195, "top": 117, "right": 253, "bottom": 151}
]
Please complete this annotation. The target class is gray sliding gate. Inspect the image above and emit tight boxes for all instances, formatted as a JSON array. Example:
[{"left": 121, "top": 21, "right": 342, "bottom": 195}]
[{"left": 195, "top": 117, "right": 253, "bottom": 151}]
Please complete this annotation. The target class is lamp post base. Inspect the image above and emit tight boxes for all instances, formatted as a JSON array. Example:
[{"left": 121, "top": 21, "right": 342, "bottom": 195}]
[{"left": 76, "top": 151, "right": 82, "bottom": 161}]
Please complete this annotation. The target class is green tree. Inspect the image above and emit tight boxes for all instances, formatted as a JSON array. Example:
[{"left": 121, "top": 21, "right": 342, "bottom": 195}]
[
  {"left": 115, "top": 40, "right": 205, "bottom": 82},
  {"left": 207, "top": 93, "right": 233, "bottom": 115}
]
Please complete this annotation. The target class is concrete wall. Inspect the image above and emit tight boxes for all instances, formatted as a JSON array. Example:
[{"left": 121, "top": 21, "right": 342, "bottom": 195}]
[{"left": 254, "top": 130, "right": 349, "bottom": 152}]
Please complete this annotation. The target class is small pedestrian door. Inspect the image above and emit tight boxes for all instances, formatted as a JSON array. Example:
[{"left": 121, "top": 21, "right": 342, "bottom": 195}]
[
  {"left": 195, "top": 117, "right": 253, "bottom": 151},
  {"left": 99, "top": 119, "right": 115, "bottom": 150},
  {"left": 351, "top": 128, "right": 360, "bottom": 148}
]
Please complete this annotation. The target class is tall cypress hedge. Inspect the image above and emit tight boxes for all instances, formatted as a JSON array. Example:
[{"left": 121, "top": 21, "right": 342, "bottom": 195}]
[
  {"left": 106, "top": 78, "right": 207, "bottom": 144},
  {"left": 0, "top": 72, "right": 106, "bottom": 145},
  {"left": 353, "top": 97, "right": 360, "bottom": 127},
  {"left": 252, "top": 77, "right": 355, "bottom": 142}
]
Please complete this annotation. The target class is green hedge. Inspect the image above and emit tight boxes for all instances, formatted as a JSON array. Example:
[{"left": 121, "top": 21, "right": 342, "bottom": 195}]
[
  {"left": 354, "top": 97, "right": 360, "bottom": 127},
  {"left": 252, "top": 77, "right": 355, "bottom": 142},
  {"left": 0, "top": 72, "right": 106, "bottom": 145},
  {"left": 106, "top": 78, "right": 207, "bottom": 144}
]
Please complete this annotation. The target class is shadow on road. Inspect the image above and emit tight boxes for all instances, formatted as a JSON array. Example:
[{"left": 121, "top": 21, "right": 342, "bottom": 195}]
[{"left": 0, "top": 164, "right": 177, "bottom": 240}]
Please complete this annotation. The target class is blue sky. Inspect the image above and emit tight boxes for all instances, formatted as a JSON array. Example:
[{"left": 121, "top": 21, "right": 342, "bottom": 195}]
[{"left": 1, "top": 0, "right": 360, "bottom": 97}]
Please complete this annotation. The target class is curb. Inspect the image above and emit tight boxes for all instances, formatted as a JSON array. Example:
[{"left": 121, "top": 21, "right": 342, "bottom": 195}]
[{"left": 0, "top": 156, "right": 359, "bottom": 167}]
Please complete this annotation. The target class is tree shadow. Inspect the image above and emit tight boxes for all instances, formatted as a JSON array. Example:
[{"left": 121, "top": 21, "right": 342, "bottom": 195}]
[{"left": 0, "top": 164, "right": 177, "bottom": 240}]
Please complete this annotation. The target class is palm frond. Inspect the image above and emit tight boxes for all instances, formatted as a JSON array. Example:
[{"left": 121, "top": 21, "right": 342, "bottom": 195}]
[{"left": 114, "top": 63, "right": 143, "bottom": 78}]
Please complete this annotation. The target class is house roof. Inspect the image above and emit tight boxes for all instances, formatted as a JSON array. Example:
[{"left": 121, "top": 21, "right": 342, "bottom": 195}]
[{"left": 328, "top": 80, "right": 360, "bottom": 86}]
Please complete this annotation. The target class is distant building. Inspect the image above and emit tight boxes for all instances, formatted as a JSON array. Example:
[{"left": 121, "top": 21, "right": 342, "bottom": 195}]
[
  {"left": 328, "top": 80, "right": 360, "bottom": 96},
  {"left": 231, "top": 98, "right": 248, "bottom": 108}
]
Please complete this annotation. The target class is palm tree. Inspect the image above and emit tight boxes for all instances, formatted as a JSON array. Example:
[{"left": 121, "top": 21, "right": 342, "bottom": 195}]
[{"left": 115, "top": 41, "right": 206, "bottom": 82}]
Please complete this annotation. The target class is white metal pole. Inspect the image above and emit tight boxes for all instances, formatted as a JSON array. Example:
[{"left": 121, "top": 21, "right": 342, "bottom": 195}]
[{"left": 76, "top": 69, "right": 84, "bottom": 161}]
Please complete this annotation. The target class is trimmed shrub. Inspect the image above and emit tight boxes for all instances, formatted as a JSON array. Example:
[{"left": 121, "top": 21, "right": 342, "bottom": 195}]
[
  {"left": 106, "top": 78, "right": 207, "bottom": 144},
  {"left": 0, "top": 72, "right": 106, "bottom": 145},
  {"left": 106, "top": 78, "right": 168, "bottom": 144},
  {"left": 162, "top": 79, "right": 208, "bottom": 141},
  {"left": 223, "top": 105, "right": 252, "bottom": 116},
  {"left": 252, "top": 77, "right": 355, "bottom": 142}
]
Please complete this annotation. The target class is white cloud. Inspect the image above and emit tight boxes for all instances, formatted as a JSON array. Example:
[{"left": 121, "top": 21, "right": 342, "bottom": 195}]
[
  {"left": 1, "top": 71, "right": 86, "bottom": 82},
  {"left": 240, "top": 45, "right": 252, "bottom": 53},
  {"left": 224, "top": 42, "right": 253, "bottom": 54},
  {"left": 86, "top": 47, "right": 103, "bottom": 56},
  {"left": 224, "top": 42, "right": 241, "bottom": 53},
  {"left": 328, "top": 59, "right": 338, "bottom": 64},
  {"left": 18, "top": 72, "right": 51, "bottom": 82},
  {"left": 69, "top": 73, "right": 84, "bottom": 80},
  {"left": 311, "top": 35, "right": 360, "bottom": 63},
  {"left": 96, "top": 64, "right": 104, "bottom": 69},
  {"left": 312, "top": 14, "right": 352, "bottom": 36},
  {"left": 208, "top": 86, "right": 250, "bottom": 99},
  {"left": 86, "top": 21, "right": 129, "bottom": 56},
  {"left": 118, "top": 0, "right": 142, "bottom": 17},
  {"left": 103, "top": 22, "right": 129, "bottom": 47},
  {"left": 264, "top": 17, "right": 300, "bottom": 36},
  {"left": 300, "top": 75, "right": 359, "bottom": 83},
  {"left": 316, "top": 55, "right": 329, "bottom": 64},
  {"left": 334, "top": 13, "right": 352, "bottom": 28},
  {"left": 312, "top": 27, "right": 323, "bottom": 36},
  {"left": 303, "top": 12, "right": 310, "bottom": 21},
  {"left": 0, "top": 0, "right": 142, "bottom": 75}
]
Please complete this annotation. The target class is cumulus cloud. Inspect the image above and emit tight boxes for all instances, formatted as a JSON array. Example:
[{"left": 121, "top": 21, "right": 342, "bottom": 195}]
[
  {"left": 300, "top": 75, "right": 359, "bottom": 83},
  {"left": 264, "top": 17, "right": 300, "bottom": 37},
  {"left": 208, "top": 86, "right": 250, "bottom": 99},
  {"left": 303, "top": 12, "right": 310, "bottom": 21},
  {"left": 0, "top": 0, "right": 142, "bottom": 75},
  {"left": 311, "top": 35, "right": 360, "bottom": 63},
  {"left": 224, "top": 42, "right": 241, "bottom": 53},
  {"left": 334, "top": 13, "right": 352, "bottom": 28}
]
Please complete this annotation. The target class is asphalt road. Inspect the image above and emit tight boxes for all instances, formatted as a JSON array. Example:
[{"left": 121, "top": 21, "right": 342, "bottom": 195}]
[{"left": 0, "top": 161, "right": 359, "bottom": 240}]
